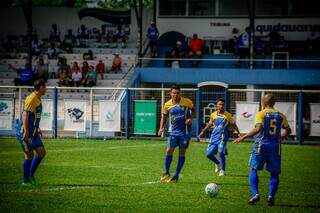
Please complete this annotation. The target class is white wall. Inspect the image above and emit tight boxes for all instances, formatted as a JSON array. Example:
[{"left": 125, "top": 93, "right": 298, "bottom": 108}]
[{"left": 157, "top": 17, "right": 320, "bottom": 40}]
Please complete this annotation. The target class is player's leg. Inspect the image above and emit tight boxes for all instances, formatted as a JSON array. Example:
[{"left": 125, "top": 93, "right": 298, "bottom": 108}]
[
  {"left": 218, "top": 143, "right": 227, "bottom": 176},
  {"left": 29, "top": 135, "right": 46, "bottom": 184},
  {"left": 19, "top": 136, "right": 34, "bottom": 185},
  {"left": 248, "top": 149, "right": 266, "bottom": 204},
  {"left": 266, "top": 151, "right": 281, "bottom": 206},
  {"left": 161, "top": 136, "right": 177, "bottom": 181},
  {"left": 206, "top": 143, "right": 219, "bottom": 164},
  {"left": 168, "top": 135, "right": 190, "bottom": 182}
]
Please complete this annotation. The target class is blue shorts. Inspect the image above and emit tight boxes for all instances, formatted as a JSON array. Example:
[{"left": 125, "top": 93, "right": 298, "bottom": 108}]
[
  {"left": 207, "top": 142, "right": 228, "bottom": 156},
  {"left": 18, "top": 134, "right": 44, "bottom": 152},
  {"left": 167, "top": 135, "right": 190, "bottom": 149},
  {"left": 249, "top": 145, "right": 281, "bottom": 174}
]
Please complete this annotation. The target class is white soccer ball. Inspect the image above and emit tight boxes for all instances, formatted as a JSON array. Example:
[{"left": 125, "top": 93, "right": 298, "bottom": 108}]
[{"left": 205, "top": 183, "right": 219, "bottom": 197}]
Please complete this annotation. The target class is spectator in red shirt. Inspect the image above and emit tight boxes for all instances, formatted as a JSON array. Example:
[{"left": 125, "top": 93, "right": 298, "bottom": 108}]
[
  {"left": 188, "top": 34, "right": 204, "bottom": 67},
  {"left": 71, "top": 61, "right": 80, "bottom": 73},
  {"left": 95, "top": 60, "right": 105, "bottom": 79},
  {"left": 81, "top": 61, "right": 89, "bottom": 80}
]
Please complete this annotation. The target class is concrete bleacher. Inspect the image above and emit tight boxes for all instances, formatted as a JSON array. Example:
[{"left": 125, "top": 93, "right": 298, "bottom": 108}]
[{"left": 73, "top": 48, "right": 138, "bottom": 55}]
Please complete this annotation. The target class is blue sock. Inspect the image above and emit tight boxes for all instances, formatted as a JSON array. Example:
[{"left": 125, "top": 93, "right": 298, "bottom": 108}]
[
  {"left": 23, "top": 159, "right": 32, "bottom": 183},
  {"left": 164, "top": 155, "right": 173, "bottom": 174},
  {"left": 219, "top": 153, "right": 226, "bottom": 171},
  {"left": 30, "top": 155, "right": 43, "bottom": 177},
  {"left": 174, "top": 156, "right": 185, "bottom": 177},
  {"left": 207, "top": 154, "right": 220, "bottom": 165},
  {"left": 249, "top": 169, "right": 259, "bottom": 196},
  {"left": 269, "top": 173, "right": 279, "bottom": 197}
]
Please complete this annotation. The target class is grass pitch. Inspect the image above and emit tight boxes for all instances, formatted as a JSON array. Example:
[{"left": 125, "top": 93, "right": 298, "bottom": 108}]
[{"left": 0, "top": 137, "right": 319, "bottom": 212}]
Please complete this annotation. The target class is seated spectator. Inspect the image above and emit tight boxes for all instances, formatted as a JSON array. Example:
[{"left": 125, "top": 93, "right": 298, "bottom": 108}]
[
  {"left": 95, "top": 60, "right": 105, "bottom": 80},
  {"left": 49, "top": 24, "right": 61, "bottom": 44},
  {"left": 47, "top": 42, "right": 62, "bottom": 59},
  {"left": 113, "top": 25, "right": 127, "bottom": 48},
  {"left": 81, "top": 61, "right": 90, "bottom": 78},
  {"left": 34, "top": 58, "right": 49, "bottom": 82},
  {"left": 165, "top": 41, "right": 185, "bottom": 67},
  {"left": 71, "top": 68, "right": 82, "bottom": 87},
  {"left": 62, "top": 29, "right": 77, "bottom": 53},
  {"left": 58, "top": 68, "right": 72, "bottom": 87},
  {"left": 111, "top": 53, "right": 122, "bottom": 73},
  {"left": 83, "top": 49, "right": 93, "bottom": 60},
  {"left": 146, "top": 22, "right": 159, "bottom": 57},
  {"left": 82, "top": 66, "right": 97, "bottom": 87},
  {"left": 71, "top": 61, "right": 80, "bottom": 73},
  {"left": 235, "top": 27, "right": 250, "bottom": 67},
  {"left": 9, "top": 63, "right": 34, "bottom": 86},
  {"left": 188, "top": 33, "right": 204, "bottom": 67}
]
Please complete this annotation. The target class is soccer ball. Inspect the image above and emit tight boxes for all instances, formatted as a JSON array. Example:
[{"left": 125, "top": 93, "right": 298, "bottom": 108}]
[{"left": 205, "top": 183, "right": 219, "bottom": 197}]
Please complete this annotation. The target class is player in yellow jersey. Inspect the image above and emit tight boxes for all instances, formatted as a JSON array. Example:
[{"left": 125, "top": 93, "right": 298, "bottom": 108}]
[
  {"left": 15, "top": 79, "right": 47, "bottom": 186},
  {"left": 198, "top": 98, "right": 240, "bottom": 176},
  {"left": 158, "top": 84, "right": 195, "bottom": 183},
  {"left": 234, "top": 94, "right": 291, "bottom": 206}
]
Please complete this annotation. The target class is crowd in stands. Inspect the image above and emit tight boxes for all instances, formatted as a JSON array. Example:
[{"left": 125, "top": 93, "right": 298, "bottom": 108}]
[{"left": 1, "top": 23, "right": 131, "bottom": 59}]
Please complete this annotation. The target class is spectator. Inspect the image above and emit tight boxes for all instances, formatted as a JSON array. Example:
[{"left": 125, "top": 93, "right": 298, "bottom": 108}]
[
  {"left": 81, "top": 61, "right": 90, "bottom": 78},
  {"left": 78, "top": 24, "right": 89, "bottom": 47},
  {"left": 188, "top": 33, "right": 204, "bottom": 67},
  {"left": 58, "top": 68, "right": 72, "bottom": 87},
  {"left": 71, "top": 61, "right": 80, "bottom": 73},
  {"left": 114, "top": 25, "right": 127, "bottom": 48},
  {"left": 9, "top": 63, "right": 34, "bottom": 86},
  {"left": 95, "top": 60, "right": 105, "bottom": 80},
  {"left": 228, "top": 28, "right": 239, "bottom": 54},
  {"left": 82, "top": 66, "right": 97, "bottom": 87},
  {"left": 111, "top": 53, "right": 122, "bottom": 73},
  {"left": 267, "top": 30, "right": 281, "bottom": 53},
  {"left": 147, "top": 22, "right": 160, "bottom": 57},
  {"left": 63, "top": 29, "right": 77, "bottom": 53},
  {"left": 83, "top": 49, "right": 93, "bottom": 60},
  {"left": 47, "top": 42, "right": 62, "bottom": 59},
  {"left": 34, "top": 58, "right": 49, "bottom": 82},
  {"left": 49, "top": 24, "right": 61, "bottom": 44},
  {"left": 235, "top": 27, "right": 250, "bottom": 66},
  {"left": 165, "top": 41, "right": 185, "bottom": 67},
  {"left": 71, "top": 68, "right": 82, "bottom": 87}
]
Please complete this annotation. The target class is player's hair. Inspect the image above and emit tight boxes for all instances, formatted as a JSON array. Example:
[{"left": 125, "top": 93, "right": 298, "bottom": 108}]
[
  {"left": 170, "top": 84, "right": 181, "bottom": 91},
  {"left": 34, "top": 79, "right": 46, "bottom": 91},
  {"left": 263, "top": 94, "right": 275, "bottom": 107},
  {"left": 216, "top": 98, "right": 225, "bottom": 104}
]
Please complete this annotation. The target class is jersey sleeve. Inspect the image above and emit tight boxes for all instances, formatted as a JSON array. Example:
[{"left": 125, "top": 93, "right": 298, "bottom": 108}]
[
  {"left": 254, "top": 111, "right": 264, "bottom": 126},
  {"left": 280, "top": 113, "right": 289, "bottom": 128},
  {"left": 163, "top": 102, "right": 170, "bottom": 115},
  {"left": 184, "top": 97, "right": 194, "bottom": 109},
  {"left": 209, "top": 112, "right": 216, "bottom": 124},
  {"left": 24, "top": 95, "right": 37, "bottom": 113},
  {"left": 225, "top": 112, "right": 235, "bottom": 124}
]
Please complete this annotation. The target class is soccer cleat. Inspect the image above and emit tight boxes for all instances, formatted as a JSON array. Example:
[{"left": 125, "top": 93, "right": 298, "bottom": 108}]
[
  {"left": 166, "top": 175, "right": 179, "bottom": 183},
  {"left": 214, "top": 164, "right": 219, "bottom": 173},
  {"left": 218, "top": 170, "right": 225, "bottom": 176},
  {"left": 160, "top": 173, "right": 170, "bottom": 182},
  {"left": 29, "top": 176, "right": 37, "bottom": 186},
  {"left": 21, "top": 181, "right": 33, "bottom": 187},
  {"left": 248, "top": 194, "right": 260, "bottom": 205},
  {"left": 267, "top": 196, "right": 275, "bottom": 206}
]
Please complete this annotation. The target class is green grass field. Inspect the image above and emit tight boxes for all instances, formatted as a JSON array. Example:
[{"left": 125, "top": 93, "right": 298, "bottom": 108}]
[{"left": 0, "top": 137, "right": 319, "bottom": 212}]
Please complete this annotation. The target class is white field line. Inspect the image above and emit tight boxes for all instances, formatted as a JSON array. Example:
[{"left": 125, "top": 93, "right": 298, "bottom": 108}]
[
  {"left": 0, "top": 143, "right": 164, "bottom": 155},
  {"left": 10, "top": 181, "right": 161, "bottom": 193}
]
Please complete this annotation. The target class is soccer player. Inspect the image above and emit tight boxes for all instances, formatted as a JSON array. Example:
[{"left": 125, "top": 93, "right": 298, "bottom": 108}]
[
  {"left": 16, "top": 79, "right": 47, "bottom": 186},
  {"left": 158, "top": 84, "right": 195, "bottom": 183},
  {"left": 234, "top": 94, "right": 291, "bottom": 206},
  {"left": 198, "top": 98, "right": 240, "bottom": 176}
]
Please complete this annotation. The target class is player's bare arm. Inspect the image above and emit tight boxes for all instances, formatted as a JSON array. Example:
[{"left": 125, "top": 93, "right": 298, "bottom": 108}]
[
  {"left": 158, "top": 113, "right": 167, "bottom": 136},
  {"left": 233, "top": 124, "right": 262, "bottom": 143}
]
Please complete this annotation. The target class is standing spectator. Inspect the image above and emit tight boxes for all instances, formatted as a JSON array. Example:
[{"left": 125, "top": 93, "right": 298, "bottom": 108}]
[
  {"left": 9, "top": 63, "right": 34, "bottom": 86},
  {"left": 82, "top": 66, "right": 97, "bottom": 87},
  {"left": 188, "top": 34, "right": 204, "bottom": 67},
  {"left": 236, "top": 27, "right": 250, "bottom": 66},
  {"left": 34, "top": 58, "right": 49, "bottom": 82},
  {"left": 95, "top": 60, "right": 105, "bottom": 80},
  {"left": 81, "top": 61, "right": 90, "bottom": 78},
  {"left": 63, "top": 29, "right": 77, "bottom": 53},
  {"left": 147, "top": 22, "right": 159, "bottom": 57},
  {"left": 49, "top": 24, "right": 61, "bottom": 44},
  {"left": 111, "top": 53, "right": 122, "bottom": 73},
  {"left": 71, "top": 68, "right": 82, "bottom": 87},
  {"left": 228, "top": 28, "right": 239, "bottom": 54}
]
